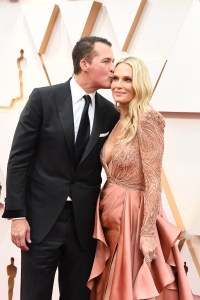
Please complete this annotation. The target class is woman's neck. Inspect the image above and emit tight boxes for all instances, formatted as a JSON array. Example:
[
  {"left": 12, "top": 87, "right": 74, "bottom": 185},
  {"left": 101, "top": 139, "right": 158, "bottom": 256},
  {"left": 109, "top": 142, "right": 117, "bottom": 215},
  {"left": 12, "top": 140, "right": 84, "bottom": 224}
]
[
  {"left": 120, "top": 106, "right": 128, "bottom": 120},
  {"left": 119, "top": 103, "right": 151, "bottom": 120}
]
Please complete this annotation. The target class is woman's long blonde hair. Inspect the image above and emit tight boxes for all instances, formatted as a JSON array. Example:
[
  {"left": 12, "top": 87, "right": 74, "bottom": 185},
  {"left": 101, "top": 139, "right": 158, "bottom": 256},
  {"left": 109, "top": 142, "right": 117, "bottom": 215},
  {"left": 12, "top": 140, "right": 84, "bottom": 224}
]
[{"left": 115, "top": 57, "right": 153, "bottom": 144}]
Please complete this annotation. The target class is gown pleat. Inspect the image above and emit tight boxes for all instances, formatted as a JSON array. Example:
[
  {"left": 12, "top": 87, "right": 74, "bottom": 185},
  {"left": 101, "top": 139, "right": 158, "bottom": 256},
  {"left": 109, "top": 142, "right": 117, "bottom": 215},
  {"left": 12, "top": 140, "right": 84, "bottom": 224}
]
[{"left": 88, "top": 182, "right": 194, "bottom": 300}]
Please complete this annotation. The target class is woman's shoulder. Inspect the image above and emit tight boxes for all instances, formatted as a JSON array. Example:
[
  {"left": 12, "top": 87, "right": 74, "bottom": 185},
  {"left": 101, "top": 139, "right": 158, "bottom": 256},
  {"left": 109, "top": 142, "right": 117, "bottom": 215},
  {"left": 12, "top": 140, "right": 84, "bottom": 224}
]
[{"left": 139, "top": 108, "right": 165, "bottom": 130}]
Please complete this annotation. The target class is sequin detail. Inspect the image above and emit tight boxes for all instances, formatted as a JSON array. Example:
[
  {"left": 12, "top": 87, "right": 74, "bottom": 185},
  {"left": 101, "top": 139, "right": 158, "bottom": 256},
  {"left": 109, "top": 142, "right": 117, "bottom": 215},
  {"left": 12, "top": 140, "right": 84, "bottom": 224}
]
[{"left": 101, "top": 109, "right": 165, "bottom": 237}]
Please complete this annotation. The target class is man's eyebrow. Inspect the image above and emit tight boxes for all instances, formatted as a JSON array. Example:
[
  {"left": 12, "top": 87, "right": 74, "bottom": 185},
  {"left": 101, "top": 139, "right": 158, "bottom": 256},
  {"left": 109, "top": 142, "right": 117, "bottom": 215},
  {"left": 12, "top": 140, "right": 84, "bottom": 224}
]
[{"left": 102, "top": 57, "right": 114, "bottom": 61}]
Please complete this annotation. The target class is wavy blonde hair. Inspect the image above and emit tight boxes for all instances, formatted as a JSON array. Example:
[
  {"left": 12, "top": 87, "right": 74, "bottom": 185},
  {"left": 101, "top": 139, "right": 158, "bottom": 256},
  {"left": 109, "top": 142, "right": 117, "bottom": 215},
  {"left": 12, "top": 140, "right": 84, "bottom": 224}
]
[{"left": 115, "top": 57, "right": 153, "bottom": 144}]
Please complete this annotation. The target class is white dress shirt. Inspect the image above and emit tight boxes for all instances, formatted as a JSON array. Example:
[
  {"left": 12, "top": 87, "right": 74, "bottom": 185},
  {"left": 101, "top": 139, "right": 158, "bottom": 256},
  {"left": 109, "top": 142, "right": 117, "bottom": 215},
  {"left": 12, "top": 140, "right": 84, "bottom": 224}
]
[
  {"left": 70, "top": 77, "right": 95, "bottom": 141},
  {"left": 68, "top": 77, "right": 96, "bottom": 201}
]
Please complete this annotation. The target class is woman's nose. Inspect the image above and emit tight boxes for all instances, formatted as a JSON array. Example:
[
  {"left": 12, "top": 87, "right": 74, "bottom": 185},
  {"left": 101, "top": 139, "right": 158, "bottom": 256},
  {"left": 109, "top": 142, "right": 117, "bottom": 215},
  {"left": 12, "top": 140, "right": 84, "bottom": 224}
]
[{"left": 116, "top": 80, "right": 122, "bottom": 87}]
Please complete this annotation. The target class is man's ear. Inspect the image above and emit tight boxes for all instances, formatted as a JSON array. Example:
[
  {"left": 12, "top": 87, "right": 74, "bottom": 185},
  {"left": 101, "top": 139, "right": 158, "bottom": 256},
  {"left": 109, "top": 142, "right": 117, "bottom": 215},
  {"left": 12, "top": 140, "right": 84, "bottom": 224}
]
[{"left": 80, "top": 59, "right": 89, "bottom": 71}]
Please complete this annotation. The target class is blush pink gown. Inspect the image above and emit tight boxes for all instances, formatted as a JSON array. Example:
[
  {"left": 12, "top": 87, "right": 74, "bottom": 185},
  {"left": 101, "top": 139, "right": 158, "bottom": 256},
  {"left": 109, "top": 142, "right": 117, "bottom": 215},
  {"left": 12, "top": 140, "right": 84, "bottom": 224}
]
[{"left": 87, "top": 109, "right": 194, "bottom": 300}]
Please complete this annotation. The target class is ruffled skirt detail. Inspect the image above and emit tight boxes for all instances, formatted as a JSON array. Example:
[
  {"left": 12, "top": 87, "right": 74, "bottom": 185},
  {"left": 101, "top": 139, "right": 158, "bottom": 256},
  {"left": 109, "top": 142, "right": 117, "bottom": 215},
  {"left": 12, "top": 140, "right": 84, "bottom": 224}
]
[{"left": 87, "top": 181, "right": 194, "bottom": 300}]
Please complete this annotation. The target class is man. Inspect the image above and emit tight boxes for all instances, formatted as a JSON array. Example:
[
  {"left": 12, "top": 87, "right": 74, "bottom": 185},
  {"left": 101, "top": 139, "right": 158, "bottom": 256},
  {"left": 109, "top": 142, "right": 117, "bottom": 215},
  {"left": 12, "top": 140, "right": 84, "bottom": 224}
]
[{"left": 2, "top": 36, "right": 119, "bottom": 300}]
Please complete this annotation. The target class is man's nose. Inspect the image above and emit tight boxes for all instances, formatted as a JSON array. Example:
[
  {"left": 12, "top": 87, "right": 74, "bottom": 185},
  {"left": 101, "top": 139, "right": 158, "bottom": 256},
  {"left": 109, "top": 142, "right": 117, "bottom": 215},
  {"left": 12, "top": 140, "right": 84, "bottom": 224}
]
[{"left": 109, "top": 61, "right": 115, "bottom": 72}]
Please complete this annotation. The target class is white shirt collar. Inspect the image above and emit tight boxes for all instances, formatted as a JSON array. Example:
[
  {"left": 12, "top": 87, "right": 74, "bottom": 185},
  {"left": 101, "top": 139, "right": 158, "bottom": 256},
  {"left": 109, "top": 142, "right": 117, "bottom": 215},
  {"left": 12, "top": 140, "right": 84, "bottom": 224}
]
[{"left": 70, "top": 77, "right": 96, "bottom": 106}]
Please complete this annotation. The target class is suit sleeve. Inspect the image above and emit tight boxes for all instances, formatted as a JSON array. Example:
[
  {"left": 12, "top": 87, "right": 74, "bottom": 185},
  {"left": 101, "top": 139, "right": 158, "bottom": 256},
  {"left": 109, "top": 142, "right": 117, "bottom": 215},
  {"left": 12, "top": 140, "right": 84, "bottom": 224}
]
[
  {"left": 138, "top": 110, "right": 165, "bottom": 237},
  {"left": 2, "top": 88, "right": 42, "bottom": 218}
]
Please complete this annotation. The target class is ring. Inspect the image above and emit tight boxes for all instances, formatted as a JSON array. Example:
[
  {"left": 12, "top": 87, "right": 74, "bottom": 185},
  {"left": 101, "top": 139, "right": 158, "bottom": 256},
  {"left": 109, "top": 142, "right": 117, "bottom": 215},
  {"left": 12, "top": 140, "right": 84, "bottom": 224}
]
[
  {"left": 145, "top": 256, "right": 151, "bottom": 263},
  {"left": 152, "top": 254, "right": 157, "bottom": 259}
]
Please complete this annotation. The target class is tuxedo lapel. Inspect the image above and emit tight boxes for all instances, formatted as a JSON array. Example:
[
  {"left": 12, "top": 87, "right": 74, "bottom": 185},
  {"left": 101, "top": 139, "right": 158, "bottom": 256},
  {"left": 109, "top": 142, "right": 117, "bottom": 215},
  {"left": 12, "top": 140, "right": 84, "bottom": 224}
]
[
  {"left": 79, "top": 93, "right": 104, "bottom": 165},
  {"left": 55, "top": 80, "right": 75, "bottom": 162}
]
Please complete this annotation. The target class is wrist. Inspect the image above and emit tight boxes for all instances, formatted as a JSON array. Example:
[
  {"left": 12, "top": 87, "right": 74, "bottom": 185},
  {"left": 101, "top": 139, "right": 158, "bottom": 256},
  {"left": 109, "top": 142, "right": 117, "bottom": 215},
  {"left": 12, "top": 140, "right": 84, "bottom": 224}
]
[{"left": 10, "top": 217, "right": 26, "bottom": 220}]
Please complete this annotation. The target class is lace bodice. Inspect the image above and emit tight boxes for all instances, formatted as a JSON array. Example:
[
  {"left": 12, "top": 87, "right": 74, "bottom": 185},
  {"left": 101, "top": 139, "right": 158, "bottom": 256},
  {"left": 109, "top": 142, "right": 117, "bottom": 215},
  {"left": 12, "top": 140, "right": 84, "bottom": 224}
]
[{"left": 101, "top": 109, "right": 165, "bottom": 237}]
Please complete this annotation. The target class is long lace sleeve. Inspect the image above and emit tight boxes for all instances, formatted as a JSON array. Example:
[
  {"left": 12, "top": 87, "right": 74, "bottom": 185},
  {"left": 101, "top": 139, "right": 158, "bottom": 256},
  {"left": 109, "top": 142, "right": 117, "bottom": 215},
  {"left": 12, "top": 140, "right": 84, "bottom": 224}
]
[{"left": 138, "top": 109, "right": 165, "bottom": 237}]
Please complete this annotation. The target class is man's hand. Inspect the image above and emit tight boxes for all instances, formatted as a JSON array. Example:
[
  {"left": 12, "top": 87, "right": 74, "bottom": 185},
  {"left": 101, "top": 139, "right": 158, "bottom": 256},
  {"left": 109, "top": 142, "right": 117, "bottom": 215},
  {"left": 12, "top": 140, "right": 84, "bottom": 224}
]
[{"left": 11, "top": 219, "right": 31, "bottom": 251}]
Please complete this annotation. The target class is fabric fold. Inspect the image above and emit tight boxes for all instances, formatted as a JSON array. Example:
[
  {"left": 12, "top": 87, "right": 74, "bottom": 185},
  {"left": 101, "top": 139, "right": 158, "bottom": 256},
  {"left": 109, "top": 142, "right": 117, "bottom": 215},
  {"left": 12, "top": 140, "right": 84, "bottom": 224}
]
[
  {"left": 87, "top": 182, "right": 194, "bottom": 300},
  {"left": 87, "top": 196, "right": 110, "bottom": 290}
]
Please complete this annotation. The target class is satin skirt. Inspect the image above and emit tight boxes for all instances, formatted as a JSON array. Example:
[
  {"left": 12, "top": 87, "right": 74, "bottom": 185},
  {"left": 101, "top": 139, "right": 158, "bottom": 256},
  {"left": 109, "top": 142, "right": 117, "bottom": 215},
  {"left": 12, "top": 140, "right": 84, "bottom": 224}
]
[{"left": 87, "top": 181, "right": 194, "bottom": 300}]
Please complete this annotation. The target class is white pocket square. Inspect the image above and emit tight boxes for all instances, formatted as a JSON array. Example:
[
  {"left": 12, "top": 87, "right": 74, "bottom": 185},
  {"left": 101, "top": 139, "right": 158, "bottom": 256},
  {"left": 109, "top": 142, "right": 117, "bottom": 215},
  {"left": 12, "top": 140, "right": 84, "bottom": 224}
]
[{"left": 99, "top": 132, "right": 109, "bottom": 137}]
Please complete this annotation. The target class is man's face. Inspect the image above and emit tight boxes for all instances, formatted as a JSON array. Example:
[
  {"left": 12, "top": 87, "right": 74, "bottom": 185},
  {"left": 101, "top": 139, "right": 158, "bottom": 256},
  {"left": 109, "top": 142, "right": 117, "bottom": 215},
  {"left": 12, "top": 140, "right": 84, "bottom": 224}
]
[{"left": 87, "top": 42, "right": 115, "bottom": 90}]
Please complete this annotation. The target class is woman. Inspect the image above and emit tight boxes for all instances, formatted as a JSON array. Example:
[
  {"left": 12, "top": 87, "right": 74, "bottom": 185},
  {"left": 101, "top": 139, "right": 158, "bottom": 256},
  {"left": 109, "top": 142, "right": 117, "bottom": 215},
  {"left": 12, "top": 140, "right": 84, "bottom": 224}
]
[{"left": 87, "top": 57, "right": 193, "bottom": 299}]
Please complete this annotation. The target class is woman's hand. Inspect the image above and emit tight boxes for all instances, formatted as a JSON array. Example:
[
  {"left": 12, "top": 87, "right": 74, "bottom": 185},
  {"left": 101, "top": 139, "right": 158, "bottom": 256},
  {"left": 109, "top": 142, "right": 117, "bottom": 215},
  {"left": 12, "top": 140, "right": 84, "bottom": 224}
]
[{"left": 140, "top": 236, "right": 157, "bottom": 265}]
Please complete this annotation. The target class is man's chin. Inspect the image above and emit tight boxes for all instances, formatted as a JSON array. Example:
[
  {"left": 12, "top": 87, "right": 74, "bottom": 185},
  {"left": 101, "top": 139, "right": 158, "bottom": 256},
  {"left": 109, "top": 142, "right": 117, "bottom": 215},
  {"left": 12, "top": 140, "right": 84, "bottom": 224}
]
[
  {"left": 101, "top": 83, "right": 112, "bottom": 89},
  {"left": 102, "top": 86, "right": 111, "bottom": 90}
]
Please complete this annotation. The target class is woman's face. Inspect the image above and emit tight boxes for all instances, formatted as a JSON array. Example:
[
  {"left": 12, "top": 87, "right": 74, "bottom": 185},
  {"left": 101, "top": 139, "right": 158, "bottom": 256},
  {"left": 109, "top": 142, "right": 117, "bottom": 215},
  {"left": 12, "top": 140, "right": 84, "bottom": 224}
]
[{"left": 111, "top": 62, "right": 135, "bottom": 107}]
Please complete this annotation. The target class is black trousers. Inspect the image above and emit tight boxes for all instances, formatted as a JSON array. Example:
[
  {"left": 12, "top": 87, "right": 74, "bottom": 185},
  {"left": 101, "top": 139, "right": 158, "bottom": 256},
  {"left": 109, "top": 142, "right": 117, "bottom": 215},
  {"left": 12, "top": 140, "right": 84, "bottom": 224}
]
[{"left": 21, "top": 202, "right": 96, "bottom": 300}]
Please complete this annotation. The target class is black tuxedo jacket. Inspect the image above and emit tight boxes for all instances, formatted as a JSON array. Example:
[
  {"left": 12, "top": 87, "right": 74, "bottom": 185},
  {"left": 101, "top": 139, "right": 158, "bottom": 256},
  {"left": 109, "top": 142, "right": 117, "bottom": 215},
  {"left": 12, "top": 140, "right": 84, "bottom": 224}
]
[{"left": 2, "top": 79, "right": 119, "bottom": 249}]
